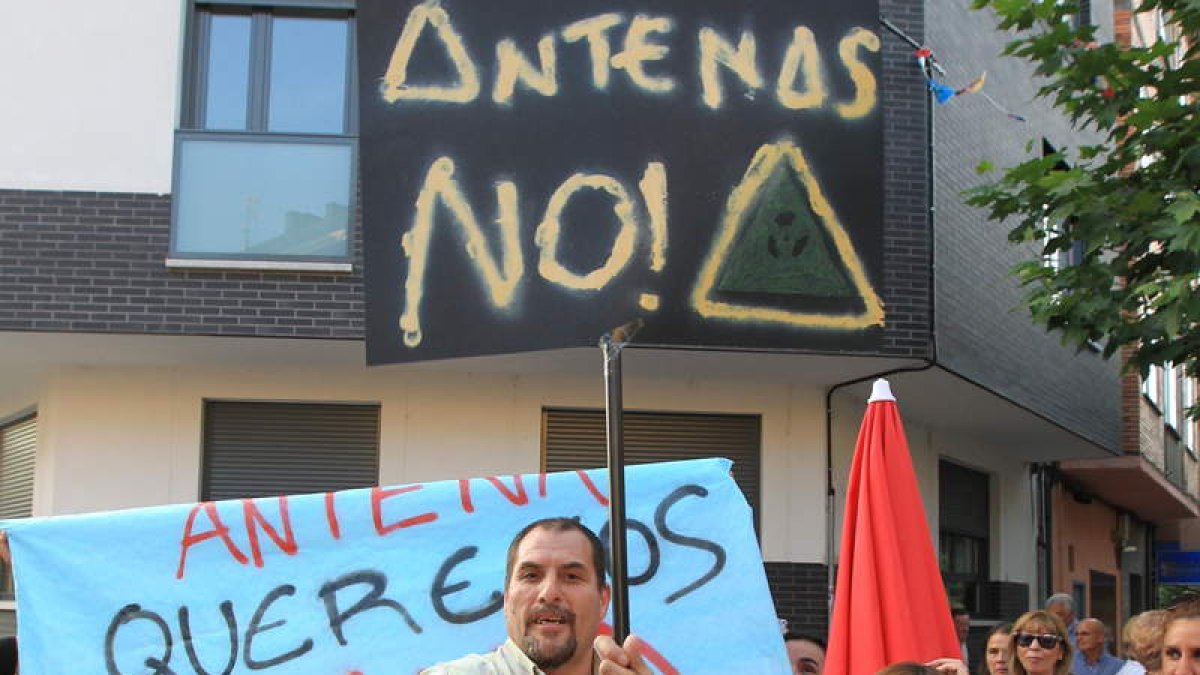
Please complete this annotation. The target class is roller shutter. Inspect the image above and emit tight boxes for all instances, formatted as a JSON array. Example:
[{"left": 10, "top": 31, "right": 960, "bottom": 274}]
[
  {"left": 0, "top": 416, "right": 35, "bottom": 520},
  {"left": 0, "top": 414, "right": 35, "bottom": 604},
  {"left": 202, "top": 402, "right": 380, "bottom": 501},
  {"left": 542, "top": 409, "right": 761, "bottom": 528}
]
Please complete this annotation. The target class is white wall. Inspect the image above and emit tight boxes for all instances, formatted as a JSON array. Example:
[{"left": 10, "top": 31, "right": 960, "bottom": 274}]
[
  {"left": 30, "top": 363, "right": 829, "bottom": 562},
  {"left": 931, "top": 429, "right": 1039, "bottom": 590},
  {"left": 828, "top": 387, "right": 1040, "bottom": 596},
  {"left": 26, "top": 363, "right": 1043, "bottom": 590},
  {"left": 0, "top": 1, "right": 182, "bottom": 193}
]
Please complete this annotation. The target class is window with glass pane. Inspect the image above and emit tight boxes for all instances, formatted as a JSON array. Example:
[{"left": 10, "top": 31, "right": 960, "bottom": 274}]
[
  {"left": 173, "top": 4, "right": 355, "bottom": 261},
  {"left": 1166, "top": 363, "right": 1179, "bottom": 429},
  {"left": 1182, "top": 378, "right": 1196, "bottom": 451},
  {"left": 939, "top": 461, "right": 990, "bottom": 612},
  {"left": 1145, "top": 366, "right": 1162, "bottom": 405}
]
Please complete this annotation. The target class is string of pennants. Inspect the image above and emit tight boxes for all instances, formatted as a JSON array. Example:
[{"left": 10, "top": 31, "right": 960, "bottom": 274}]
[{"left": 914, "top": 47, "right": 1028, "bottom": 122}]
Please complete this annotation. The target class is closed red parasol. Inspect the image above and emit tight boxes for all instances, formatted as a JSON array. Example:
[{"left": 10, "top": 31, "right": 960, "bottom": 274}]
[{"left": 824, "top": 379, "right": 962, "bottom": 675}]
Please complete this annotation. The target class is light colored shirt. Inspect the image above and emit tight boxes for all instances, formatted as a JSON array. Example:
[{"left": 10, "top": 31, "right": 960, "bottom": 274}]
[
  {"left": 1074, "top": 651, "right": 1125, "bottom": 675},
  {"left": 421, "top": 639, "right": 543, "bottom": 675},
  {"left": 1115, "top": 659, "right": 1147, "bottom": 675}
]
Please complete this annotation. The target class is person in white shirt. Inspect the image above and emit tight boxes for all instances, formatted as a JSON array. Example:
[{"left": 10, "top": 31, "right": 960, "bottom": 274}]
[{"left": 421, "top": 517, "right": 651, "bottom": 675}]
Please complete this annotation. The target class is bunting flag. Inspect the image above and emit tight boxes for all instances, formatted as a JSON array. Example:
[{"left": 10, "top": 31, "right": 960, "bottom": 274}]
[
  {"left": 927, "top": 79, "right": 957, "bottom": 104},
  {"left": 913, "top": 49, "right": 1027, "bottom": 122},
  {"left": 957, "top": 72, "right": 987, "bottom": 95}
]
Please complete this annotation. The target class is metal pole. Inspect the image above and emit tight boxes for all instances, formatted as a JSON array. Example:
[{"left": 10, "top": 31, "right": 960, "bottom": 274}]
[{"left": 600, "top": 318, "right": 641, "bottom": 644}]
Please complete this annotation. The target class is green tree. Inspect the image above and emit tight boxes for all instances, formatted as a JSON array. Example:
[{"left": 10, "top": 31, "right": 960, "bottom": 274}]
[{"left": 966, "top": 0, "right": 1200, "bottom": 391}]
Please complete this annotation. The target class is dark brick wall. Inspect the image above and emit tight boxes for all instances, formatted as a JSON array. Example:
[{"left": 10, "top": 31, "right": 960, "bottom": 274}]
[
  {"left": 927, "top": 0, "right": 1122, "bottom": 452},
  {"left": 963, "top": 581, "right": 1031, "bottom": 670},
  {"left": 766, "top": 562, "right": 830, "bottom": 640},
  {"left": 0, "top": 190, "right": 362, "bottom": 337},
  {"left": 978, "top": 580, "right": 1031, "bottom": 620},
  {"left": 880, "top": 0, "right": 935, "bottom": 359}
]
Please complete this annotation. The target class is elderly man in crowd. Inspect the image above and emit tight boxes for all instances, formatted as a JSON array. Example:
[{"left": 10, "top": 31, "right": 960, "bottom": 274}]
[
  {"left": 1074, "top": 618, "right": 1124, "bottom": 675},
  {"left": 1046, "top": 594, "right": 1080, "bottom": 648}
]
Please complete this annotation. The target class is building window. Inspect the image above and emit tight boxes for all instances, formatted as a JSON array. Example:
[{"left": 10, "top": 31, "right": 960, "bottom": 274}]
[
  {"left": 1040, "top": 140, "right": 1084, "bottom": 272},
  {"left": 0, "top": 415, "right": 36, "bottom": 600},
  {"left": 1182, "top": 378, "right": 1196, "bottom": 453},
  {"left": 1144, "top": 365, "right": 1162, "bottom": 408},
  {"left": 1041, "top": 219, "right": 1084, "bottom": 272},
  {"left": 172, "top": 2, "right": 356, "bottom": 264},
  {"left": 202, "top": 401, "right": 379, "bottom": 500},
  {"left": 1165, "top": 363, "right": 1180, "bottom": 430},
  {"left": 939, "top": 460, "right": 990, "bottom": 612},
  {"left": 541, "top": 409, "right": 762, "bottom": 533},
  {"left": 1057, "top": 0, "right": 1091, "bottom": 29}
]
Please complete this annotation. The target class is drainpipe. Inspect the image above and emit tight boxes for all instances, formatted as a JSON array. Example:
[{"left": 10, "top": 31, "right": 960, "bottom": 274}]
[
  {"left": 824, "top": 362, "right": 935, "bottom": 612},
  {"left": 1031, "top": 462, "right": 1057, "bottom": 603},
  {"left": 820, "top": 15, "right": 941, "bottom": 614}
]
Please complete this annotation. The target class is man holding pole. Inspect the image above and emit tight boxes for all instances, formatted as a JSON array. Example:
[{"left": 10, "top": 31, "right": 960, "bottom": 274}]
[{"left": 421, "top": 517, "right": 652, "bottom": 675}]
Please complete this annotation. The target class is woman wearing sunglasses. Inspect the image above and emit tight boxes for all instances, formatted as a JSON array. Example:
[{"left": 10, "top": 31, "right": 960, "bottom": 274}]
[{"left": 1010, "top": 611, "right": 1073, "bottom": 675}]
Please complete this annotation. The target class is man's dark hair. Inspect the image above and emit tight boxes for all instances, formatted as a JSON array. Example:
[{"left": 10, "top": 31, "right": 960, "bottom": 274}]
[
  {"left": 504, "top": 517, "right": 608, "bottom": 590},
  {"left": 784, "top": 631, "right": 827, "bottom": 651},
  {"left": 952, "top": 606, "right": 970, "bottom": 618}
]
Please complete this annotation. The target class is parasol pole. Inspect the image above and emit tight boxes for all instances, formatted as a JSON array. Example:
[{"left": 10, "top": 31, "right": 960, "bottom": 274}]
[{"left": 599, "top": 318, "right": 642, "bottom": 644}]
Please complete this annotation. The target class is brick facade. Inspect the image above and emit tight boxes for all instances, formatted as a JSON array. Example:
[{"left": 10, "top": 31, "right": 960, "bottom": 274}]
[
  {"left": 927, "top": 0, "right": 1122, "bottom": 453},
  {"left": 879, "top": 0, "right": 935, "bottom": 359},
  {"left": 0, "top": 190, "right": 362, "bottom": 338},
  {"left": 765, "top": 562, "right": 830, "bottom": 638}
]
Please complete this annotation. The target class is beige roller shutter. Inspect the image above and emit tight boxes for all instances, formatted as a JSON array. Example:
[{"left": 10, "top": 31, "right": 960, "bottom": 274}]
[
  {"left": 0, "top": 416, "right": 35, "bottom": 520},
  {"left": 542, "top": 408, "right": 760, "bottom": 529},
  {"left": 0, "top": 414, "right": 35, "bottom": 603},
  {"left": 202, "top": 401, "right": 380, "bottom": 501}
]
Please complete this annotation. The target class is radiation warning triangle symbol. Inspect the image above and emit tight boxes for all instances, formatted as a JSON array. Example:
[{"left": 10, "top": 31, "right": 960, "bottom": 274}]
[{"left": 691, "top": 139, "right": 885, "bottom": 330}]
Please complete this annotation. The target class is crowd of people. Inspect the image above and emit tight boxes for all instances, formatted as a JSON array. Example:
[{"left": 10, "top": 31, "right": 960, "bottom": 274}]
[{"left": 779, "top": 592, "right": 1200, "bottom": 675}]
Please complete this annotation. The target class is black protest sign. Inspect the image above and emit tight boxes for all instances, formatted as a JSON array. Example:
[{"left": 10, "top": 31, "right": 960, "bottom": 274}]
[{"left": 358, "top": 0, "right": 884, "bottom": 363}]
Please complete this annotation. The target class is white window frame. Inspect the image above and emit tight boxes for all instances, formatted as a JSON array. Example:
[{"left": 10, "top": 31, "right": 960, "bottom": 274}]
[
  {"left": 1165, "top": 363, "right": 1180, "bottom": 430},
  {"left": 1145, "top": 365, "right": 1162, "bottom": 407}
]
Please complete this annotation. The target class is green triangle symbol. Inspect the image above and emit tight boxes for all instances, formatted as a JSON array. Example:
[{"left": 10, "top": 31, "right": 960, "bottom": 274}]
[{"left": 714, "top": 164, "right": 858, "bottom": 298}]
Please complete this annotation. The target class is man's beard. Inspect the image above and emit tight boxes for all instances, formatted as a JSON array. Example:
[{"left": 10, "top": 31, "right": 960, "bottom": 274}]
[
  {"left": 521, "top": 633, "right": 578, "bottom": 670},
  {"left": 520, "top": 604, "right": 578, "bottom": 670}
]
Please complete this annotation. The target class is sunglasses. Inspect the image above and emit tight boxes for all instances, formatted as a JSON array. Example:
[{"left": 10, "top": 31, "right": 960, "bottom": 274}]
[{"left": 1015, "top": 633, "right": 1063, "bottom": 649}]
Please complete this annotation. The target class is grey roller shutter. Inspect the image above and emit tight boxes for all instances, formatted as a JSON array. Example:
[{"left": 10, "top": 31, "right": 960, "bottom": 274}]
[
  {"left": 542, "top": 409, "right": 761, "bottom": 528},
  {"left": 939, "top": 460, "right": 990, "bottom": 538},
  {"left": 202, "top": 402, "right": 380, "bottom": 501},
  {"left": 0, "top": 414, "right": 35, "bottom": 603},
  {"left": 0, "top": 415, "right": 36, "bottom": 520}
]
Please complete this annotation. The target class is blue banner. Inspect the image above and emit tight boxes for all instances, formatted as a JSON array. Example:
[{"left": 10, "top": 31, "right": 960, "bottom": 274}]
[
  {"left": 1158, "top": 547, "right": 1200, "bottom": 584},
  {"left": 3, "top": 458, "right": 787, "bottom": 674}
]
